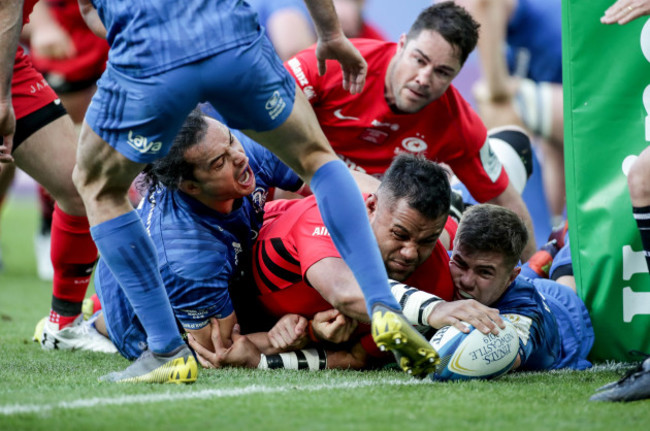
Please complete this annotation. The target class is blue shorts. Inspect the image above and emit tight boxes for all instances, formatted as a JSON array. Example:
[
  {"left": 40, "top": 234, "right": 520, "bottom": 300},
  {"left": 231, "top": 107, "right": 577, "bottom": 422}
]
[
  {"left": 94, "top": 261, "right": 148, "bottom": 360},
  {"left": 85, "top": 31, "right": 296, "bottom": 163},
  {"left": 535, "top": 279, "right": 594, "bottom": 370},
  {"left": 550, "top": 236, "right": 572, "bottom": 280}
]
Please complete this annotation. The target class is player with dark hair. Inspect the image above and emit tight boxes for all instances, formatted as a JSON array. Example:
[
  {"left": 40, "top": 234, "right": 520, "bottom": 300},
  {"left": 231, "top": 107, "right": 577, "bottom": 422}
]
[
  {"left": 0, "top": 0, "right": 114, "bottom": 353},
  {"left": 69, "top": 0, "right": 444, "bottom": 383},
  {"left": 189, "top": 154, "right": 505, "bottom": 371},
  {"left": 283, "top": 1, "right": 537, "bottom": 260},
  {"left": 92, "top": 109, "right": 305, "bottom": 365},
  {"left": 451, "top": 204, "right": 593, "bottom": 371}
]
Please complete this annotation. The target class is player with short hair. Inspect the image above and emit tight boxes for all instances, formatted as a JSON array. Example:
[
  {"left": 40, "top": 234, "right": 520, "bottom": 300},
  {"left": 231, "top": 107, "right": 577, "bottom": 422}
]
[
  {"left": 71, "top": 0, "right": 441, "bottom": 383},
  {"left": 450, "top": 204, "right": 594, "bottom": 371},
  {"left": 0, "top": 0, "right": 114, "bottom": 353},
  {"left": 283, "top": 1, "right": 537, "bottom": 260}
]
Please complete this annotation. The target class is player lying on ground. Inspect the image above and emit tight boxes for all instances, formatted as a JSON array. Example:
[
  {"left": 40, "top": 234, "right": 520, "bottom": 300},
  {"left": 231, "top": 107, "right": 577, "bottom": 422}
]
[
  {"left": 190, "top": 204, "right": 593, "bottom": 375},
  {"left": 75, "top": 0, "right": 440, "bottom": 382},
  {"left": 188, "top": 155, "right": 506, "bottom": 371}
]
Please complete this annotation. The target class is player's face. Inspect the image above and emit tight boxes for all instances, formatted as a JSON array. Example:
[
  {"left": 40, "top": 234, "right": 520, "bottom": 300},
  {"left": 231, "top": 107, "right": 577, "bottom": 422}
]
[
  {"left": 449, "top": 244, "right": 520, "bottom": 306},
  {"left": 368, "top": 196, "right": 446, "bottom": 281},
  {"left": 385, "top": 30, "right": 461, "bottom": 113},
  {"left": 184, "top": 118, "right": 255, "bottom": 213}
]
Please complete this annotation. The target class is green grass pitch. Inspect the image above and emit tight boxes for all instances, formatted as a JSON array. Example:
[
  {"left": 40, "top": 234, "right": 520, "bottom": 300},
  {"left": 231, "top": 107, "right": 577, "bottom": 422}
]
[{"left": 0, "top": 194, "right": 648, "bottom": 431}]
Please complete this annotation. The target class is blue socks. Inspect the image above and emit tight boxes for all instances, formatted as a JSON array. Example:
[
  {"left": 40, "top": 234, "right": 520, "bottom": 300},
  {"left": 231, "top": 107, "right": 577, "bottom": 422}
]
[
  {"left": 91, "top": 211, "right": 184, "bottom": 354},
  {"left": 310, "top": 160, "right": 401, "bottom": 315}
]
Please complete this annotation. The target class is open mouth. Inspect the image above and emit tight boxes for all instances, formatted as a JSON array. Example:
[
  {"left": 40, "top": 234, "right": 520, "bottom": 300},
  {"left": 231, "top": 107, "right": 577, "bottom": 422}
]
[{"left": 238, "top": 164, "right": 253, "bottom": 187}]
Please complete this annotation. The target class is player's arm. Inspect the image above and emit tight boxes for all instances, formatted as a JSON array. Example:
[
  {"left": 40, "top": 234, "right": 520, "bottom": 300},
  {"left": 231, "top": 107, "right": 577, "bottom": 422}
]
[
  {"left": 266, "top": 8, "right": 315, "bottom": 61},
  {"left": 601, "top": 0, "right": 650, "bottom": 25},
  {"left": 77, "top": 0, "right": 107, "bottom": 39},
  {"left": 29, "top": 0, "right": 75, "bottom": 60},
  {"left": 305, "top": 257, "right": 370, "bottom": 322},
  {"left": 487, "top": 182, "right": 537, "bottom": 261},
  {"left": 455, "top": 0, "right": 514, "bottom": 102},
  {"left": 388, "top": 280, "right": 505, "bottom": 335},
  {"left": 0, "top": 0, "right": 22, "bottom": 163},
  {"left": 302, "top": 0, "right": 367, "bottom": 94},
  {"left": 184, "top": 311, "right": 237, "bottom": 353}
]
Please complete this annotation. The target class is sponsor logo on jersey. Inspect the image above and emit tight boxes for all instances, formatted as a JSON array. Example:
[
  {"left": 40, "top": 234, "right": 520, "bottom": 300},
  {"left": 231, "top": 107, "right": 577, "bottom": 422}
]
[
  {"left": 311, "top": 226, "right": 330, "bottom": 236},
  {"left": 371, "top": 119, "right": 400, "bottom": 131},
  {"left": 29, "top": 78, "right": 50, "bottom": 94},
  {"left": 360, "top": 128, "right": 388, "bottom": 145},
  {"left": 501, "top": 313, "right": 532, "bottom": 345},
  {"left": 479, "top": 137, "right": 503, "bottom": 182},
  {"left": 232, "top": 241, "right": 243, "bottom": 266},
  {"left": 333, "top": 108, "right": 360, "bottom": 121},
  {"left": 400, "top": 136, "right": 428, "bottom": 153},
  {"left": 287, "top": 58, "right": 316, "bottom": 100},
  {"left": 126, "top": 130, "right": 162, "bottom": 154},
  {"left": 265, "top": 90, "right": 287, "bottom": 121}
]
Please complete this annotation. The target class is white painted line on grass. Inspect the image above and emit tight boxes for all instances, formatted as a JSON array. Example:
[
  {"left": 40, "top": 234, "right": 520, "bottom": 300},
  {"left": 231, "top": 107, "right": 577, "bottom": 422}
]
[{"left": 0, "top": 378, "right": 428, "bottom": 416}]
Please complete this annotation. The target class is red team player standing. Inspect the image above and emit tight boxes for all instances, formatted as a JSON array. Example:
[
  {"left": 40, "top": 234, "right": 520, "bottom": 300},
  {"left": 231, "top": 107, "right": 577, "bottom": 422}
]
[
  {"left": 284, "top": 2, "right": 537, "bottom": 259},
  {"left": 0, "top": 0, "right": 114, "bottom": 352}
]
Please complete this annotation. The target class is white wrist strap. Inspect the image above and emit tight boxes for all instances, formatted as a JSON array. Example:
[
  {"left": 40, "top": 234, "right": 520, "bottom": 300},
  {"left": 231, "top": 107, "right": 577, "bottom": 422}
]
[{"left": 389, "top": 279, "right": 443, "bottom": 326}]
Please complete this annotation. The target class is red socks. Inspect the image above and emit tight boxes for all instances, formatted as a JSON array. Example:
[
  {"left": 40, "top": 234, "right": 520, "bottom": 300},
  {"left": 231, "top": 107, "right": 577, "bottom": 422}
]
[{"left": 49, "top": 205, "right": 98, "bottom": 328}]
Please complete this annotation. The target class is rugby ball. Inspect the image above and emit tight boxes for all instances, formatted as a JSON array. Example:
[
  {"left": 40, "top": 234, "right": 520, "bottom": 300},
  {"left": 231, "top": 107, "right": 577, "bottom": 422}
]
[{"left": 428, "top": 318, "right": 519, "bottom": 381}]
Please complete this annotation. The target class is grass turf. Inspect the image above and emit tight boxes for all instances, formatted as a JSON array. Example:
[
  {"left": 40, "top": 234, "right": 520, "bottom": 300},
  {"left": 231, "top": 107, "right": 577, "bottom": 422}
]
[{"left": 1, "top": 195, "right": 649, "bottom": 431}]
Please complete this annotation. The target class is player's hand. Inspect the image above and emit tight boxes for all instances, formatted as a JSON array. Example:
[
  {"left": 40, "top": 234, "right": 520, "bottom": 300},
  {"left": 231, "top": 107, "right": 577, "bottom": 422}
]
[
  {"left": 311, "top": 309, "right": 358, "bottom": 344},
  {"left": 315, "top": 33, "right": 367, "bottom": 95},
  {"left": 601, "top": 0, "right": 650, "bottom": 24},
  {"left": 0, "top": 103, "right": 16, "bottom": 165},
  {"left": 31, "top": 23, "right": 76, "bottom": 60},
  {"left": 188, "top": 319, "right": 261, "bottom": 369},
  {"left": 267, "top": 314, "right": 309, "bottom": 351},
  {"left": 427, "top": 299, "right": 505, "bottom": 335}
]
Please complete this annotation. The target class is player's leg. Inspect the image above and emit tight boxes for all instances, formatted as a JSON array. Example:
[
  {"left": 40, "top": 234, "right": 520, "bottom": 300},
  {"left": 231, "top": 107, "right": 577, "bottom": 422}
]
[
  {"left": 205, "top": 35, "right": 438, "bottom": 376},
  {"left": 628, "top": 146, "right": 650, "bottom": 272},
  {"left": 73, "top": 65, "right": 198, "bottom": 382},
  {"left": 11, "top": 103, "right": 115, "bottom": 354},
  {"left": 0, "top": 163, "right": 15, "bottom": 272}
]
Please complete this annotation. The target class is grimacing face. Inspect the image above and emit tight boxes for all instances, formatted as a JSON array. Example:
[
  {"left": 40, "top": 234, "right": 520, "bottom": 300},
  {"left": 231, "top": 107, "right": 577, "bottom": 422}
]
[
  {"left": 182, "top": 118, "right": 255, "bottom": 213},
  {"left": 384, "top": 29, "right": 462, "bottom": 113},
  {"left": 449, "top": 243, "right": 520, "bottom": 306},
  {"left": 367, "top": 194, "right": 447, "bottom": 281}
]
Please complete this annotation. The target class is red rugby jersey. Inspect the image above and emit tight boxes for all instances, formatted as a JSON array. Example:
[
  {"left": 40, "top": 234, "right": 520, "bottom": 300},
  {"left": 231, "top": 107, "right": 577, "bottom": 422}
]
[{"left": 285, "top": 39, "right": 508, "bottom": 203}]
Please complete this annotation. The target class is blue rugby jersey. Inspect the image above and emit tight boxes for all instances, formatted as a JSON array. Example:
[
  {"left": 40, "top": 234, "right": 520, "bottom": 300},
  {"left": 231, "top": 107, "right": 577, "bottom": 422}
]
[
  {"left": 91, "top": 0, "right": 261, "bottom": 77},
  {"left": 496, "top": 275, "right": 593, "bottom": 370},
  {"left": 96, "top": 131, "right": 302, "bottom": 330},
  {"left": 506, "top": 0, "right": 562, "bottom": 83}
]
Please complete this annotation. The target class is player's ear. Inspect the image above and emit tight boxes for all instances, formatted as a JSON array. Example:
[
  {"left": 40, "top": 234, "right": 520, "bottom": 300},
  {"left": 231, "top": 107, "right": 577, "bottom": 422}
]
[
  {"left": 365, "top": 193, "right": 377, "bottom": 217},
  {"left": 398, "top": 33, "right": 408, "bottom": 50},
  {"left": 179, "top": 179, "right": 200, "bottom": 196},
  {"left": 508, "top": 266, "right": 521, "bottom": 285}
]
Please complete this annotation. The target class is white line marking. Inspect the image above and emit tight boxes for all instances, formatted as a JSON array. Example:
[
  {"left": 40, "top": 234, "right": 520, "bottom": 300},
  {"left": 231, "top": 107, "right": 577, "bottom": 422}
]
[{"left": 0, "top": 378, "right": 427, "bottom": 416}]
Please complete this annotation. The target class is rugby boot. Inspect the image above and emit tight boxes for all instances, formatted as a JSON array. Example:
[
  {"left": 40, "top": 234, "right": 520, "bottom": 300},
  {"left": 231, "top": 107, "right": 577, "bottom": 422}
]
[
  {"left": 99, "top": 344, "right": 198, "bottom": 384},
  {"left": 34, "top": 314, "right": 117, "bottom": 354},
  {"left": 371, "top": 304, "right": 439, "bottom": 378}
]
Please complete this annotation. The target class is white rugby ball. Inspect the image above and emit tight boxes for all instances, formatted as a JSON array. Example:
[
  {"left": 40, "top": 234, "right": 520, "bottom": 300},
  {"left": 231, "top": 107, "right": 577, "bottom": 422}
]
[{"left": 428, "top": 318, "right": 519, "bottom": 381}]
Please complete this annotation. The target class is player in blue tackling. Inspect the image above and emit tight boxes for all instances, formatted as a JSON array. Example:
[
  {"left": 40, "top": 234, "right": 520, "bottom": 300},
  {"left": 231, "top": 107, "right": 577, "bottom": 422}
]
[
  {"left": 450, "top": 204, "right": 594, "bottom": 371},
  {"left": 73, "top": 0, "right": 436, "bottom": 382},
  {"left": 93, "top": 108, "right": 306, "bottom": 368}
]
